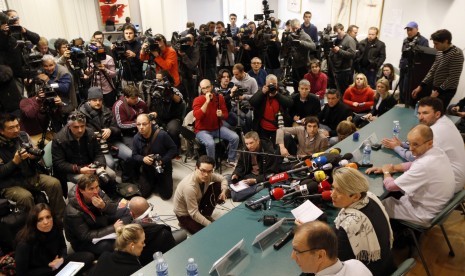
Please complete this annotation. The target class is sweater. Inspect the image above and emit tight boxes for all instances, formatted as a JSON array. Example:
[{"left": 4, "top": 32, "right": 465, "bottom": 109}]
[
  {"left": 421, "top": 45, "right": 464, "bottom": 91},
  {"left": 304, "top": 71, "right": 328, "bottom": 99},
  {"left": 192, "top": 93, "right": 229, "bottom": 133},
  {"left": 343, "top": 86, "right": 375, "bottom": 113}
]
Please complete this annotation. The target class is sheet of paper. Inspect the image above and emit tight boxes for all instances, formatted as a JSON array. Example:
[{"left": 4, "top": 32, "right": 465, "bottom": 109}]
[
  {"left": 229, "top": 180, "right": 249, "bottom": 192},
  {"left": 291, "top": 200, "right": 324, "bottom": 223},
  {"left": 56, "top": 261, "right": 85, "bottom": 276},
  {"left": 92, "top": 232, "right": 117, "bottom": 244}
]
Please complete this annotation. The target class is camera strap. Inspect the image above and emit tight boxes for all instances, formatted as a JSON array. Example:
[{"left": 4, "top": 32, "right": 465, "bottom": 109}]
[{"left": 144, "top": 128, "right": 160, "bottom": 156}]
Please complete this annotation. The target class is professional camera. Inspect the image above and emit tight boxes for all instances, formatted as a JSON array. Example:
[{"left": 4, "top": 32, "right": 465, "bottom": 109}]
[
  {"left": 148, "top": 154, "right": 163, "bottom": 173},
  {"left": 94, "top": 132, "right": 109, "bottom": 154},
  {"left": 40, "top": 83, "right": 59, "bottom": 112},
  {"left": 318, "top": 24, "right": 337, "bottom": 56},
  {"left": 267, "top": 83, "right": 277, "bottom": 94},
  {"left": 231, "top": 86, "right": 248, "bottom": 100},
  {"left": 197, "top": 29, "right": 213, "bottom": 49},
  {"left": 171, "top": 32, "right": 192, "bottom": 52},
  {"left": 22, "top": 49, "right": 43, "bottom": 79},
  {"left": 113, "top": 39, "right": 128, "bottom": 60},
  {"left": 0, "top": 12, "right": 22, "bottom": 40},
  {"left": 89, "top": 161, "right": 111, "bottom": 184},
  {"left": 254, "top": 0, "right": 274, "bottom": 22},
  {"left": 87, "top": 43, "right": 106, "bottom": 62},
  {"left": 21, "top": 143, "right": 45, "bottom": 157},
  {"left": 144, "top": 36, "right": 160, "bottom": 54},
  {"left": 67, "top": 42, "right": 86, "bottom": 70}
]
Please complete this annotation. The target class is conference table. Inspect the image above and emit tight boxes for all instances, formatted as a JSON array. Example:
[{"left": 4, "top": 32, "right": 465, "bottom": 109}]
[{"left": 133, "top": 106, "right": 458, "bottom": 275}]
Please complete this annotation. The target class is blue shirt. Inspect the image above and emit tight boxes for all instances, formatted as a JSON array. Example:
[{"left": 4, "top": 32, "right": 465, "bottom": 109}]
[{"left": 248, "top": 69, "right": 267, "bottom": 88}]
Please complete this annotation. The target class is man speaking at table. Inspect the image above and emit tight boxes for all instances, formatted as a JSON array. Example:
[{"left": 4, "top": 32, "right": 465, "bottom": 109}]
[{"left": 366, "top": 124, "right": 455, "bottom": 226}]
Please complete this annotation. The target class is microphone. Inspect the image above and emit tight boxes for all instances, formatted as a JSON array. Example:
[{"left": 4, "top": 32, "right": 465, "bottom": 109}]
[
  {"left": 345, "top": 163, "right": 359, "bottom": 169},
  {"left": 246, "top": 187, "right": 286, "bottom": 207},
  {"left": 258, "top": 159, "right": 314, "bottom": 187},
  {"left": 308, "top": 170, "right": 327, "bottom": 182},
  {"left": 317, "top": 179, "right": 331, "bottom": 193},
  {"left": 329, "top": 148, "right": 341, "bottom": 154},
  {"left": 282, "top": 184, "right": 309, "bottom": 199},
  {"left": 299, "top": 190, "right": 332, "bottom": 201}
]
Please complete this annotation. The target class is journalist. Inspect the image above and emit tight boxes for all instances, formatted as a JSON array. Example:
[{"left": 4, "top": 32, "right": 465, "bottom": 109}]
[
  {"left": 176, "top": 33, "right": 199, "bottom": 106},
  {"left": 112, "top": 25, "right": 143, "bottom": 85}
]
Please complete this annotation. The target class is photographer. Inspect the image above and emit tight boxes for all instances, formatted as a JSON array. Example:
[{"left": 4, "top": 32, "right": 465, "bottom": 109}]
[
  {"left": 112, "top": 25, "right": 143, "bottom": 85},
  {"left": 196, "top": 24, "right": 217, "bottom": 83},
  {"left": 54, "top": 38, "right": 71, "bottom": 69},
  {"left": 140, "top": 34, "right": 180, "bottom": 87},
  {"left": 214, "top": 21, "right": 235, "bottom": 69},
  {"left": 79, "top": 87, "right": 132, "bottom": 181},
  {"left": 19, "top": 82, "right": 63, "bottom": 144},
  {"left": 177, "top": 34, "right": 199, "bottom": 106},
  {"left": 37, "top": 55, "right": 77, "bottom": 115},
  {"left": 249, "top": 74, "right": 292, "bottom": 142},
  {"left": 287, "top": 19, "right": 316, "bottom": 93},
  {"left": 83, "top": 40, "right": 117, "bottom": 108},
  {"left": 231, "top": 63, "right": 258, "bottom": 132},
  {"left": 234, "top": 22, "right": 258, "bottom": 72},
  {"left": 329, "top": 23, "right": 357, "bottom": 95},
  {"left": 0, "top": 113, "right": 65, "bottom": 218},
  {"left": 0, "top": 9, "right": 40, "bottom": 89},
  {"left": 0, "top": 65, "right": 22, "bottom": 117},
  {"left": 132, "top": 114, "right": 177, "bottom": 199},
  {"left": 149, "top": 71, "right": 184, "bottom": 152},
  {"left": 32, "top": 36, "right": 56, "bottom": 56},
  {"left": 52, "top": 111, "right": 117, "bottom": 198},
  {"left": 215, "top": 69, "right": 238, "bottom": 128}
]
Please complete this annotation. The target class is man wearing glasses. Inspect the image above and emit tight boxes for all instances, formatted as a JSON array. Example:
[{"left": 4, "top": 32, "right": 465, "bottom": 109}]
[
  {"left": 173, "top": 155, "right": 228, "bottom": 234},
  {"left": 132, "top": 114, "right": 177, "bottom": 200},
  {"left": 366, "top": 124, "right": 455, "bottom": 226},
  {"left": 192, "top": 79, "right": 239, "bottom": 168},
  {"left": 292, "top": 221, "right": 372, "bottom": 275},
  {"left": 52, "top": 111, "right": 117, "bottom": 198}
]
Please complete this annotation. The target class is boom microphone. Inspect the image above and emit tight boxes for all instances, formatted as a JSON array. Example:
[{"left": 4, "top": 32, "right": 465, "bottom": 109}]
[
  {"left": 246, "top": 187, "right": 286, "bottom": 207},
  {"left": 300, "top": 190, "right": 332, "bottom": 201},
  {"left": 259, "top": 159, "right": 314, "bottom": 187}
]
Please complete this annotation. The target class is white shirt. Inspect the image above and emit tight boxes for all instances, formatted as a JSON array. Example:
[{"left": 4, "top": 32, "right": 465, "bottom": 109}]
[
  {"left": 383, "top": 147, "right": 455, "bottom": 226},
  {"left": 316, "top": 259, "right": 372, "bottom": 276}
]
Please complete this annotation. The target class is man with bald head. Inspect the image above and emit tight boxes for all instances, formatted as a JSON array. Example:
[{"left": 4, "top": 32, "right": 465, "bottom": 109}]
[
  {"left": 291, "top": 221, "right": 372, "bottom": 275},
  {"left": 192, "top": 79, "right": 239, "bottom": 167},
  {"left": 128, "top": 196, "right": 175, "bottom": 265},
  {"left": 366, "top": 124, "right": 455, "bottom": 226}
]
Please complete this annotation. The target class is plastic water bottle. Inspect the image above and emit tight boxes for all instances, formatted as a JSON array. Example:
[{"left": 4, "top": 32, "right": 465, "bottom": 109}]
[
  {"left": 414, "top": 101, "right": 419, "bottom": 116},
  {"left": 154, "top": 251, "right": 168, "bottom": 276},
  {"left": 186, "top": 258, "right": 199, "bottom": 276},
  {"left": 392, "top": 121, "right": 401, "bottom": 138},
  {"left": 362, "top": 142, "right": 372, "bottom": 165}
]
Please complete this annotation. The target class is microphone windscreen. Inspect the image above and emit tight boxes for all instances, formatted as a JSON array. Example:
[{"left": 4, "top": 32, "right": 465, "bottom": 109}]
[
  {"left": 314, "top": 156, "right": 327, "bottom": 166},
  {"left": 312, "top": 152, "right": 325, "bottom": 158},
  {"left": 269, "top": 172, "right": 289, "bottom": 184},
  {"left": 321, "top": 190, "right": 332, "bottom": 201},
  {"left": 345, "top": 163, "right": 359, "bottom": 169},
  {"left": 321, "top": 163, "right": 333, "bottom": 171},
  {"left": 318, "top": 179, "right": 331, "bottom": 193},
  {"left": 272, "top": 187, "right": 285, "bottom": 200},
  {"left": 341, "top": 153, "right": 354, "bottom": 161},
  {"left": 301, "top": 179, "right": 319, "bottom": 194},
  {"left": 339, "top": 159, "right": 349, "bottom": 166},
  {"left": 314, "top": 170, "right": 326, "bottom": 182},
  {"left": 329, "top": 148, "right": 341, "bottom": 154}
]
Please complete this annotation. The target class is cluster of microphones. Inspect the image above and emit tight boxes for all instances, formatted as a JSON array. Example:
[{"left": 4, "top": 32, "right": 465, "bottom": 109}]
[{"left": 245, "top": 148, "right": 365, "bottom": 210}]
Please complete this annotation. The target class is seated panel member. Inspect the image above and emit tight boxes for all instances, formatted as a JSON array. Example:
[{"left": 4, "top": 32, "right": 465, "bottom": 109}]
[
  {"left": 291, "top": 221, "right": 372, "bottom": 275},
  {"left": 173, "top": 155, "right": 228, "bottom": 234},
  {"left": 276, "top": 116, "right": 329, "bottom": 157},
  {"left": 366, "top": 125, "right": 455, "bottom": 226}
]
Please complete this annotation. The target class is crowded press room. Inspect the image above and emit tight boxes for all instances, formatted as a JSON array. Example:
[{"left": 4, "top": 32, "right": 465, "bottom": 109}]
[{"left": 1, "top": 0, "right": 465, "bottom": 275}]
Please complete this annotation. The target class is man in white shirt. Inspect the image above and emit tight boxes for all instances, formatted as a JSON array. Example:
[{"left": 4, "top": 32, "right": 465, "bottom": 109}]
[
  {"left": 292, "top": 221, "right": 372, "bottom": 275},
  {"left": 367, "top": 124, "right": 455, "bottom": 226},
  {"left": 382, "top": 97, "right": 465, "bottom": 192}
]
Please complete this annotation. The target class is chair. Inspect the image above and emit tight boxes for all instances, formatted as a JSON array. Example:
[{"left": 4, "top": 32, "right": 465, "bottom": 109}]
[
  {"left": 391, "top": 258, "right": 416, "bottom": 276},
  {"left": 397, "top": 189, "right": 465, "bottom": 276}
]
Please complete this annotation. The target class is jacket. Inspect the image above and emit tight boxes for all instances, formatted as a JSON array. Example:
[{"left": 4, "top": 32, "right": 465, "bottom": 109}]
[
  {"left": 20, "top": 96, "right": 63, "bottom": 135},
  {"left": 356, "top": 38, "right": 386, "bottom": 71},
  {"left": 289, "top": 92, "right": 321, "bottom": 119},
  {"left": 329, "top": 34, "right": 356, "bottom": 72},
  {"left": 114, "top": 39, "right": 143, "bottom": 81},
  {"left": 399, "top": 33, "right": 429, "bottom": 69},
  {"left": 138, "top": 221, "right": 176, "bottom": 266},
  {"left": 318, "top": 102, "right": 352, "bottom": 137},
  {"left": 132, "top": 125, "right": 177, "bottom": 166},
  {"left": 79, "top": 102, "right": 121, "bottom": 142},
  {"left": 52, "top": 127, "right": 106, "bottom": 175},
  {"left": 91, "top": 251, "right": 142, "bottom": 276},
  {"left": 64, "top": 185, "right": 120, "bottom": 248},
  {"left": 304, "top": 71, "right": 328, "bottom": 99},
  {"left": 249, "top": 87, "right": 293, "bottom": 131},
  {"left": 47, "top": 64, "right": 78, "bottom": 114},
  {"left": 290, "top": 30, "right": 316, "bottom": 68},
  {"left": 371, "top": 94, "right": 397, "bottom": 117},
  {"left": 232, "top": 139, "right": 279, "bottom": 182},
  {"left": 140, "top": 46, "right": 180, "bottom": 86},
  {"left": 112, "top": 96, "right": 149, "bottom": 136}
]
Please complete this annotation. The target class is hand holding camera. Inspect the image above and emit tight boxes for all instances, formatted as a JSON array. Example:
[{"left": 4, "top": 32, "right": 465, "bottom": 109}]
[
  {"left": 147, "top": 154, "right": 164, "bottom": 173},
  {"left": 13, "top": 150, "right": 29, "bottom": 165},
  {"left": 101, "top": 128, "right": 111, "bottom": 140}
]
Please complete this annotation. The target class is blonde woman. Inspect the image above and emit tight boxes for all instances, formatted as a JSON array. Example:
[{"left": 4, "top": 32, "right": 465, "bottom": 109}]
[
  {"left": 91, "top": 224, "right": 145, "bottom": 275},
  {"left": 343, "top": 73, "right": 375, "bottom": 113},
  {"left": 363, "top": 78, "right": 397, "bottom": 121}
]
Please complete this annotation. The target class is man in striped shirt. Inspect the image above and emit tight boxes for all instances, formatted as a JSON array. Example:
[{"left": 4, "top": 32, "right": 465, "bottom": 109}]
[{"left": 412, "top": 29, "right": 464, "bottom": 107}]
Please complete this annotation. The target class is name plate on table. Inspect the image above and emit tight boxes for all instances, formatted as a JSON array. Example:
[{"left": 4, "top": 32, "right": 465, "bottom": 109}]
[
  {"left": 252, "top": 218, "right": 287, "bottom": 251},
  {"left": 209, "top": 239, "right": 249, "bottom": 276}
]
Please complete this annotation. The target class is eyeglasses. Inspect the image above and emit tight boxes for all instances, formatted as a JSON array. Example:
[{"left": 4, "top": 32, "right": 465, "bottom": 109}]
[
  {"left": 409, "top": 139, "right": 432, "bottom": 148},
  {"left": 68, "top": 113, "right": 86, "bottom": 122},
  {"left": 200, "top": 85, "right": 211, "bottom": 90},
  {"left": 292, "top": 247, "right": 322, "bottom": 255},
  {"left": 136, "top": 122, "right": 150, "bottom": 127},
  {"left": 251, "top": 62, "right": 262, "bottom": 64},
  {"left": 198, "top": 168, "right": 214, "bottom": 174}
]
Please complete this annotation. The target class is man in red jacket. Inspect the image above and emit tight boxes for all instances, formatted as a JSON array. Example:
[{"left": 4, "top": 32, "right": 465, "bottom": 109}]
[{"left": 192, "top": 79, "right": 239, "bottom": 167}]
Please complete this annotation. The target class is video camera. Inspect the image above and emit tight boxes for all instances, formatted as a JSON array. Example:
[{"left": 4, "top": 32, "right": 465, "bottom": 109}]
[
  {"left": 171, "top": 32, "right": 192, "bottom": 52},
  {"left": 150, "top": 78, "right": 174, "bottom": 103},
  {"left": 317, "top": 24, "right": 337, "bottom": 55},
  {"left": 113, "top": 39, "right": 129, "bottom": 60},
  {"left": 0, "top": 12, "right": 22, "bottom": 40},
  {"left": 144, "top": 36, "right": 160, "bottom": 54},
  {"left": 254, "top": 0, "right": 274, "bottom": 22},
  {"left": 86, "top": 43, "right": 106, "bottom": 63}
]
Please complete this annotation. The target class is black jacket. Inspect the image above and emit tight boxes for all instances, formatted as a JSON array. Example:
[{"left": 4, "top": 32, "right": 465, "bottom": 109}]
[
  {"left": 289, "top": 30, "right": 316, "bottom": 68},
  {"left": 64, "top": 185, "right": 123, "bottom": 248},
  {"left": 249, "top": 87, "right": 293, "bottom": 131},
  {"left": 356, "top": 38, "right": 386, "bottom": 71},
  {"left": 0, "top": 131, "right": 38, "bottom": 190},
  {"left": 318, "top": 102, "right": 352, "bottom": 137},
  {"left": 289, "top": 92, "right": 321, "bottom": 119},
  {"left": 233, "top": 139, "right": 279, "bottom": 183},
  {"left": 114, "top": 39, "right": 143, "bottom": 82},
  {"left": 371, "top": 94, "right": 397, "bottom": 117},
  {"left": 138, "top": 221, "right": 176, "bottom": 266},
  {"left": 329, "top": 34, "right": 356, "bottom": 72},
  {"left": 52, "top": 127, "right": 106, "bottom": 175},
  {"left": 79, "top": 102, "right": 122, "bottom": 143},
  {"left": 91, "top": 251, "right": 142, "bottom": 276},
  {"left": 132, "top": 125, "right": 177, "bottom": 166}
]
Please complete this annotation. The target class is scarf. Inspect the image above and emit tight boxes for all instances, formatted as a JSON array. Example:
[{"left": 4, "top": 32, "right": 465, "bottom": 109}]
[
  {"left": 334, "top": 191, "right": 393, "bottom": 262},
  {"left": 75, "top": 187, "right": 96, "bottom": 222}
]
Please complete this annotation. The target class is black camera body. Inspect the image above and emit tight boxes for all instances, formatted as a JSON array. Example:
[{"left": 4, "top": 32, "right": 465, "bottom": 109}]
[
  {"left": 318, "top": 24, "right": 337, "bottom": 54},
  {"left": 39, "top": 83, "right": 59, "bottom": 112},
  {"left": 148, "top": 154, "right": 163, "bottom": 173},
  {"left": 94, "top": 132, "right": 109, "bottom": 154},
  {"left": 87, "top": 43, "right": 106, "bottom": 62},
  {"left": 144, "top": 37, "right": 160, "bottom": 54},
  {"left": 89, "top": 161, "right": 111, "bottom": 184},
  {"left": 21, "top": 143, "right": 45, "bottom": 157},
  {"left": 113, "top": 40, "right": 128, "bottom": 59}
]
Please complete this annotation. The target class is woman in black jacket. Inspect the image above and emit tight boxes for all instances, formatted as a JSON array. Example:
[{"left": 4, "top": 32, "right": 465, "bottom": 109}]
[
  {"left": 363, "top": 78, "right": 397, "bottom": 121},
  {"left": 15, "top": 203, "right": 94, "bottom": 276},
  {"left": 91, "top": 223, "right": 145, "bottom": 276}
]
